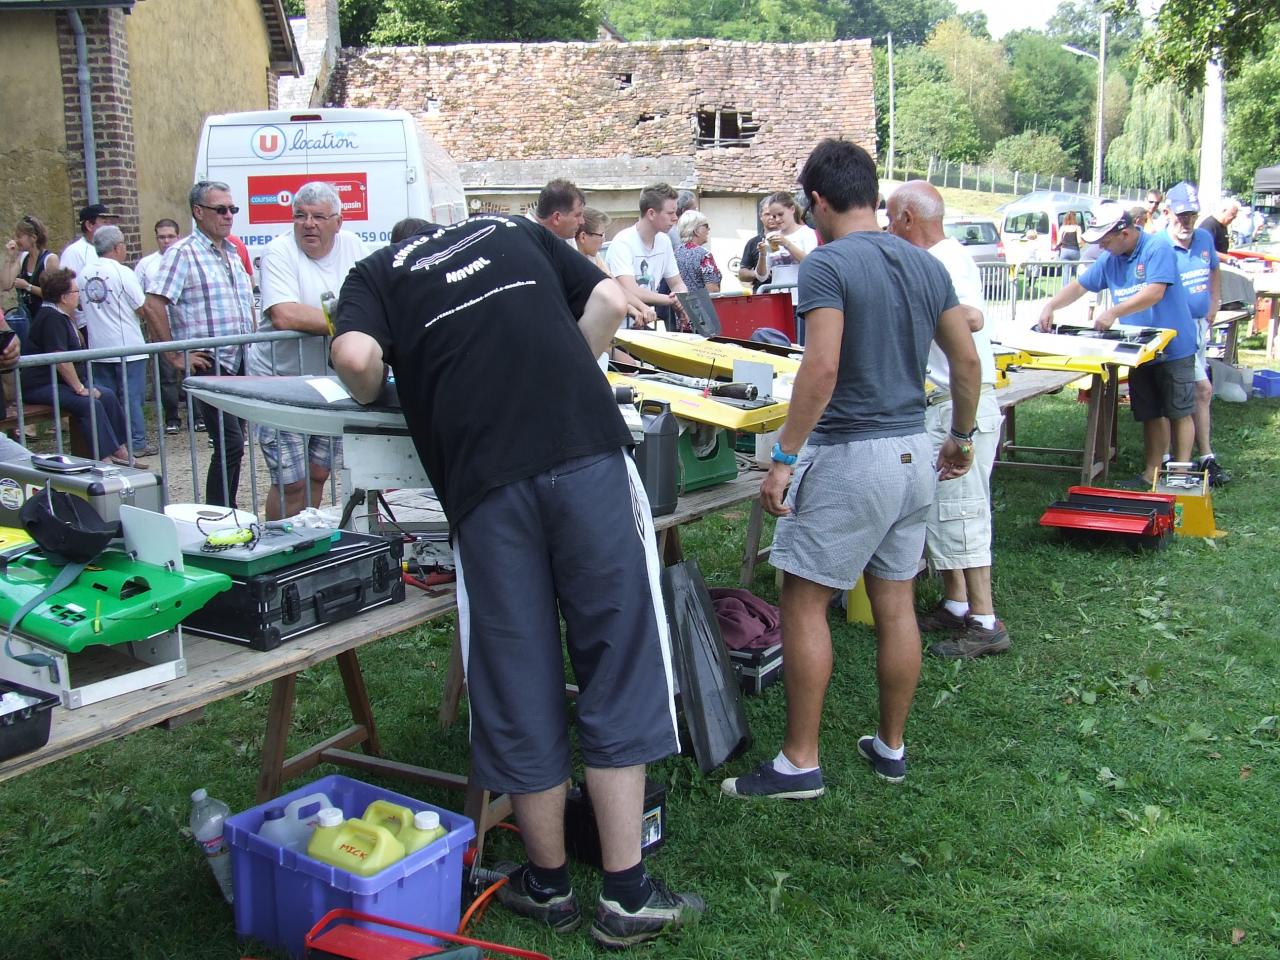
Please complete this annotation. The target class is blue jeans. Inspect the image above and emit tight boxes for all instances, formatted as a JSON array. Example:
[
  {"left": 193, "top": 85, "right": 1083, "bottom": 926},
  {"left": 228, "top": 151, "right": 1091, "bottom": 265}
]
[{"left": 91, "top": 359, "right": 148, "bottom": 450}]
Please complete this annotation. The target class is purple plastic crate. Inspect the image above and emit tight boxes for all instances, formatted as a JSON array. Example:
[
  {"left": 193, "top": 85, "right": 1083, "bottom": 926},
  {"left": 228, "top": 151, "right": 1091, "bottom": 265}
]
[
  {"left": 225, "top": 774, "right": 475, "bottom": 959},
  {"left": 1253, "top": 370, "right": 1280, "bottom": 398}
]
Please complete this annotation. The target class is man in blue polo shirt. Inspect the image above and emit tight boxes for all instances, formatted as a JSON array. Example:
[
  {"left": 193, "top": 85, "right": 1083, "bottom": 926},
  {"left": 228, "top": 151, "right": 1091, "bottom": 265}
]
[
  {"left": 1038, "top": 203, "right": 1197, "bottom": 486},
  {"left": 1164, "top": 181, "right": 1227, "bottom": 486}
]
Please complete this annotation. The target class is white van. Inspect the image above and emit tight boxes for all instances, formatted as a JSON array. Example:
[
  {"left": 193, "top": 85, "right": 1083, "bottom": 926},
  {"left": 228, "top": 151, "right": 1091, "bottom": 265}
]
[
  {"left": 194, "top": 108, "right": 467, "bottom": 252},
  {"left": 996, "top": 191, "right": 1102, "bottom": 266}
]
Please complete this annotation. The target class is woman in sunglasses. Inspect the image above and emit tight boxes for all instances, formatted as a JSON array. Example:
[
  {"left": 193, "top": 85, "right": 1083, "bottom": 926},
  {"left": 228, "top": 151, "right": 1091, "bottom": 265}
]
[{"left": 1, "top": 214, "right": 60, "bottom": 334}]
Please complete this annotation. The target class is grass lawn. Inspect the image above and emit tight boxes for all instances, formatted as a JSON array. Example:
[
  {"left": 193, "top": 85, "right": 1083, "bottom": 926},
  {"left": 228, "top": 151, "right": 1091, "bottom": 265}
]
[{"left": 2, "top": 376, "right": 1279, "bottom": 959}]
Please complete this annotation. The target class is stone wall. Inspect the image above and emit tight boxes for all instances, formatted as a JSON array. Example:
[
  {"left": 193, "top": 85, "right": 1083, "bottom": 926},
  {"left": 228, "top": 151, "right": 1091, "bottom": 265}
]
[{"left": 331, "top": 39, "right": 876, "bottom": 194}]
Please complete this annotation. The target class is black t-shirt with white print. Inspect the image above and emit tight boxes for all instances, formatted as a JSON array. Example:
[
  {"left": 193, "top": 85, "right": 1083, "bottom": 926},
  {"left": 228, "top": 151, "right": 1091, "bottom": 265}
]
[{"left": 335, "top": 215, "right": 630, "bottom": 525}]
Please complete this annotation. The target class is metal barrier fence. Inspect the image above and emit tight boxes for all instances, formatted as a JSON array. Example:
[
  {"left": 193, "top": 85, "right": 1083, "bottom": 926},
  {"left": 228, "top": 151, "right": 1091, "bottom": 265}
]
[{"left": 7, "top": 330, "right": 342, "bottom": 518}]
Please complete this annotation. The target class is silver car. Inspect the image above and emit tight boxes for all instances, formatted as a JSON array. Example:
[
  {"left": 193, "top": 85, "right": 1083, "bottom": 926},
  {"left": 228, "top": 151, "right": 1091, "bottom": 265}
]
[{"left": 944, "top": 216, "right": 1004, "bottom": 267}]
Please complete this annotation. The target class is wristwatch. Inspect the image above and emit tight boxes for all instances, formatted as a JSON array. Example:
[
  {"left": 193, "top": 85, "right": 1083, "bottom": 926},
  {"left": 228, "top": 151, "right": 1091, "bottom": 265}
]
[{"left": 771, "top": 442, "right": 797, "bottom": 466}]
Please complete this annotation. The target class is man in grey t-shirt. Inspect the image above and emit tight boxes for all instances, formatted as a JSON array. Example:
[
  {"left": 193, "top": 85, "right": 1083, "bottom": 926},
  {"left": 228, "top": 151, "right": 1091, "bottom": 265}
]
[{"left": 722, "top": 139, "right": 981, "bottom": 801}]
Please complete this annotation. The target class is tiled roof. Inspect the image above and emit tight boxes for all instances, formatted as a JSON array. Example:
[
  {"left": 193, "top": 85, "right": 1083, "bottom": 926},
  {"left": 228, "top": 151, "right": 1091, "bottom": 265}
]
[{"left": 331, "top": 38, "right": 875, "bottom": 194}]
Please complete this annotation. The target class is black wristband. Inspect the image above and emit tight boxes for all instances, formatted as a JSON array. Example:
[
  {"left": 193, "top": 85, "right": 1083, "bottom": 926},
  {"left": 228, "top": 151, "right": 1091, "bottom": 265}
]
[{"left": 950, "top": 426, "right": 976, "bottom": 442}]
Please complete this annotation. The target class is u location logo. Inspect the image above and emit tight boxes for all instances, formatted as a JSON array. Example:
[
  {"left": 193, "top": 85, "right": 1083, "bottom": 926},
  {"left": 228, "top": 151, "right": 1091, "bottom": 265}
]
[{"left": 252, "top": 125, "right": 287, "bottom": 160}]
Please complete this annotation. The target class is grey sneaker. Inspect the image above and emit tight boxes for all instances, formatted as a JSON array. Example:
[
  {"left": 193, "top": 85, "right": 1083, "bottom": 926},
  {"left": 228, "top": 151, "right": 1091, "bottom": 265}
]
[
  {"left": 928, "top": 617, "right": 1010, "bottom": 660},
  {"left": 857, "top": 735, "right": 906, "bottom": 784},
  {"left": 590, "top": 875, "right": 705, "bottom": 949},
  {"left": 494, "top": 862, "right": 581, "bottom": 934},
  {"left": 916, "top": 600, "right": 967, "bottom": 634},
  {"left": 721, "top": 760, "right": 825, "bottom": 800}
]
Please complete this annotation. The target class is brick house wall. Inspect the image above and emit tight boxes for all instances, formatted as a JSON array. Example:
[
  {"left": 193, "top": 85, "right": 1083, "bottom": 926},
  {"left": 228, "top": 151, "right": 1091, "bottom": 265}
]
[{"left": 56, "top": 7, "right": 141, "bottom": 253}]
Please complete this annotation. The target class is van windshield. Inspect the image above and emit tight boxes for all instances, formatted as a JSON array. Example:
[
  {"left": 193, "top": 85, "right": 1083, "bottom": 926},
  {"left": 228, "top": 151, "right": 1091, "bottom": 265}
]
[{"left": 1004, "top": 212, "right": 1050, "bottom": 235}]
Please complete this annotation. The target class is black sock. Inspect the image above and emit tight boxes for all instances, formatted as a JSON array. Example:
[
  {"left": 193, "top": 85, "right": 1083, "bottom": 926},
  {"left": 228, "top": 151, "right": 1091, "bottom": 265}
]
[
  {"left": 602, "top": 861, "right": 651, "bottom": 912},
  {"left": 524, "top": 861, "right": 570, "bottom": 902}
]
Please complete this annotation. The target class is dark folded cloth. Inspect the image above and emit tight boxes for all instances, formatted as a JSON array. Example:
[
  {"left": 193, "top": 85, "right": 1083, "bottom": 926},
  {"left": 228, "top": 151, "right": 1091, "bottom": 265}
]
[{"left": 708, "top": 587, "right": 781, "bottom": 651}]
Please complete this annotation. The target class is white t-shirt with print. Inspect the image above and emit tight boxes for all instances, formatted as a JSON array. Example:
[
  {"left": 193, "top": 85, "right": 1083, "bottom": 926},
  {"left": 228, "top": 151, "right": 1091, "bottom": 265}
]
[
  {"left": 80, "top": 256, "right": 146, "bottom": 362},
  {"left": 604, "top": 226, "right": 679, "bottom": 293}
]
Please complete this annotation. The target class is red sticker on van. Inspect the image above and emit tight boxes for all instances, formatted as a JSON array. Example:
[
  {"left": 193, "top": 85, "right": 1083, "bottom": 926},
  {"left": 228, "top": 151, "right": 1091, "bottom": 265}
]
[{"left": 246, "top": 173, "right": 369, "bottom": 224}]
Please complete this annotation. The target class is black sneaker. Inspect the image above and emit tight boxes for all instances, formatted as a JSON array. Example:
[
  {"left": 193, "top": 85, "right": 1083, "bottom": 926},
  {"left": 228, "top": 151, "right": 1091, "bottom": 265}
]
[
  {"left": 916, "top": 600, "right": 966, "bottom": 634},
  {"left": 590, "top": 875, "right": 705, "bottom": 949},
  {"left": 194, "top": 417, "right": 207, "bottom": 433},
  {"left": 720, "top": 760, "right": 825, "bottom": 799},
  {"left": 494, "top": 862, "right": 581, "bottom": 934},
  {"left": 164, "top": 419, "right": 180, "bottom": 435},
  {"left": 857, "top": 735, "right": 906, "bottom": 784},
  {"left": 1198, "top": 456, "right": 1230, "bottom": 487},
  {"left": 928, "top": 617, "right": 1011, "bottom": 660}
]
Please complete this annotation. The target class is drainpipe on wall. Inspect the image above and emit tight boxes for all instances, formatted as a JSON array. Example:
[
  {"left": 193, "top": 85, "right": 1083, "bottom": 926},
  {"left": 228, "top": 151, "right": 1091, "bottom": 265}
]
[{"left": 67, "top": 10, "right": 99, "bottom": 204}]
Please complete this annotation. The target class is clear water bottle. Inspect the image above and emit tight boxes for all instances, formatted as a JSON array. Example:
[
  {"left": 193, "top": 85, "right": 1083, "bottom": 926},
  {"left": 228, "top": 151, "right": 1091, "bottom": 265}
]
[{"left": 190, "top": 788, "right": 235, "bottom": 904}]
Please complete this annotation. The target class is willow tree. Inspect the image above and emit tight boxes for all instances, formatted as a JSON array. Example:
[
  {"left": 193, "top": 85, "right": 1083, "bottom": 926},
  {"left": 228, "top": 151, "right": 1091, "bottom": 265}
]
[{"left": 1104, "top": 79, "right": 1202, "bottom": 189}]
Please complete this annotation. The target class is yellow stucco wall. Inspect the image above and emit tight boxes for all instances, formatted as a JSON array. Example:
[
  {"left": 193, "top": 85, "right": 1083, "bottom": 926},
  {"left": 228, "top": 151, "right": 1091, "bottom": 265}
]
[
  {"left": 127, "top": 0, "right": 276, "bottom": 254},
  {"left": 0, "top": 14, "right": 74, "bottom": 260}
]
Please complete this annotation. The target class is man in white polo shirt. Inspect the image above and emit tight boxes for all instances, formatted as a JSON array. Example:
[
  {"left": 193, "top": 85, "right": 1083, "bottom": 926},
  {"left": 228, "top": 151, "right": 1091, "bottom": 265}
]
[
  {"left": 81, "top": 225, "right": 154, "bottom": 457},
  {"left": 249, "top": 181, "right": 367, "bottom": 519}
]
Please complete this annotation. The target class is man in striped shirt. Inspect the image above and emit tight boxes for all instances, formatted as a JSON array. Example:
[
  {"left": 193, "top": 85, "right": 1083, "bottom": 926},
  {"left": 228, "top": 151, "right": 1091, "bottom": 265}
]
[{"left": 142, "top": 181, "right": 255, "bottom": 507}]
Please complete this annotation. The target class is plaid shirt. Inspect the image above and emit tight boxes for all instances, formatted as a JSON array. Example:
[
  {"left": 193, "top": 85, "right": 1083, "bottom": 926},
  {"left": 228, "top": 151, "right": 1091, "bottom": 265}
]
[{"left": 146, "top": 229, "right": 254, "bottom": 371}]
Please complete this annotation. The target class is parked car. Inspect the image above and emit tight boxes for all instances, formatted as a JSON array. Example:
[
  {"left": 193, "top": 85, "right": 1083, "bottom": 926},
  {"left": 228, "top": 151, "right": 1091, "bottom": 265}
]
[
  {"left": 945, "top": 215, "right": 1005, "bottom": 298},
  {"left": 945, "top": 216, "right": 1004, "bottom": 265},
  {"left": 996, "top": 191, "right": 1102, "bottom": 267}
]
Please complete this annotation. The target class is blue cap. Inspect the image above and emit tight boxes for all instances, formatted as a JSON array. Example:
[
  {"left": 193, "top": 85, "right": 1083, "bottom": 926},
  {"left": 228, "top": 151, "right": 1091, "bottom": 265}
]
[{"left": 1167, "top": 182, "right": 1200, "bottom": 215}]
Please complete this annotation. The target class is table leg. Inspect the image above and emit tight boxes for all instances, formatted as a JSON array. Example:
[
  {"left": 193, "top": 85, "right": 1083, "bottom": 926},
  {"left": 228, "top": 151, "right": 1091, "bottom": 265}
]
[
  {"left": 257, "top": 673, "right": 298, "bottom": 802},
  {"left": 659, "top": 526, "right": 683, "bottom": 565},
  {"left": 740, "top": 499, "right": 764, "bottom": 586},
  {"left": 1002, "top": 404, "right": 1017, "bottom": 460},
  {"left": 336, "top": 649, "right": 381, "bottom": 757},
  {"left": 1080, "top": 370, "right": 1117, "bottom": 484}
]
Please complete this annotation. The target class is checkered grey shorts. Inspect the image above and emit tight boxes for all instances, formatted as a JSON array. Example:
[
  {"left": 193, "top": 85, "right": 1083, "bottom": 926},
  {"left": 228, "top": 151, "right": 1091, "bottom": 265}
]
[{"left": 770, "top": 432, "right": 936, "bottom": 588}]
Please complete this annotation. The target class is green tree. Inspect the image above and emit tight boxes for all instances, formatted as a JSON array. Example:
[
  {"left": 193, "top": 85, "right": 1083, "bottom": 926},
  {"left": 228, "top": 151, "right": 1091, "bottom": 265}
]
[
  {"left": 894, "top": 79, "right": 982, "bottom": 163},
  {"left": 1046, "top": 0, "right": 1141, "bottom": 72},
  {"left": 825, "top": 0, "right": 956, "bottom": 45},
  {"left": 872, "top": 44, "right": 948, "bottom": 159},
  {"left": 282, "top": 0, "right": 387, "bottom": 47},
  {"left": 989, "top": 130, "right": 1075, "bottom": 179},
  {"left": 1112, "top": 0, "right": 1280, "bottom": 90},
  {"left": 1003, "top": 32, "right": 1093, "bottom": 175},
  {"left": 602, "top": 0, "right": 833, "bottom": 41},
  {"left": 369, "top": 0, "right": 601, "bottom": 44},
  {"left": 1224, "top": 28, "right": 1280, "bottom": 194},
  {"left": 924, "top": 18, "right": 1009, "bottom": 148},
  {"left": 1104, "top": 79, "right": 1202, "bottom": 189}
]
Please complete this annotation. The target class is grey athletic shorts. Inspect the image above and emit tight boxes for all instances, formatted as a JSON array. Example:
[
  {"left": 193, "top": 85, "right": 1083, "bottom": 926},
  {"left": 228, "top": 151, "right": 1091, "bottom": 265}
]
[
  {"left": 453, "top": 449, "right": 679, "bottom": 795},
  {"left": 770, "top": 433, "right": 936, "bottom": 588}
]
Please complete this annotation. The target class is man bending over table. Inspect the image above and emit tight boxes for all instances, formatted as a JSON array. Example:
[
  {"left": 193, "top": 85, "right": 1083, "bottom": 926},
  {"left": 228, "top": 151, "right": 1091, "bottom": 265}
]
[
  {"left": 1038, "top": 204, "right": 1198, "bottom": 488},
  {"left": 329, "top": 215, "right": 703, "bottom": 949}
]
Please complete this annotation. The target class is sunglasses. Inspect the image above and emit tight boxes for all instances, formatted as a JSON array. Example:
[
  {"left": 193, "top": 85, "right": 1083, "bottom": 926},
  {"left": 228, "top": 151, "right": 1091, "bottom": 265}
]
[{"left": 197, "top": 203, "right": 240, "bottom": 216}]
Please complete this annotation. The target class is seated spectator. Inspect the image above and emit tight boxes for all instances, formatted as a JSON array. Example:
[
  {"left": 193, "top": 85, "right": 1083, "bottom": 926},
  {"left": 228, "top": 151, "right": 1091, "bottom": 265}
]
[
  {"left": 674, "top": 211, "right": 722, "bottom": 293},
  {"left": 19, "top": 268, "right": 138, "bottom": 467},
  {"left": 1, "top": 312, "right": 20, "bottom": 421},
  {"left": 2, "top": 214, "right": 60, "bottom": 337},
  {"left": 575, "top": 207, "right": 611, "bottom": 272}
]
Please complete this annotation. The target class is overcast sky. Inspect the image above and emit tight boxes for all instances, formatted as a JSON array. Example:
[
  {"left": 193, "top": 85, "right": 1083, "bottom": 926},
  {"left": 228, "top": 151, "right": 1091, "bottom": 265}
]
[{"left": 951, "top": 0, "right": 1055, "bottom": 38}]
